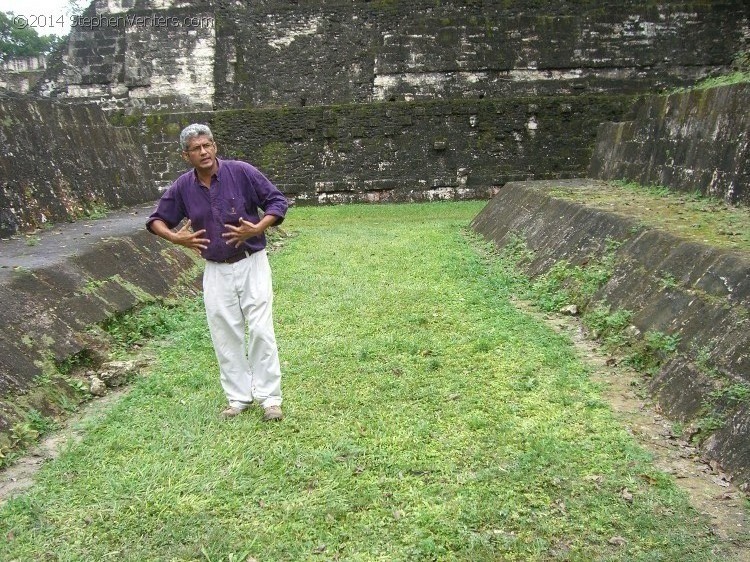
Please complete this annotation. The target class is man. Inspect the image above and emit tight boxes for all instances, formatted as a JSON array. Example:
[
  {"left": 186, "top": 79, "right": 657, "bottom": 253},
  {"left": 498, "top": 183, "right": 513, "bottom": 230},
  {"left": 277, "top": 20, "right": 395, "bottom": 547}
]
[{"left": 147, "top": 123, "right": 288, "bottom": 421}]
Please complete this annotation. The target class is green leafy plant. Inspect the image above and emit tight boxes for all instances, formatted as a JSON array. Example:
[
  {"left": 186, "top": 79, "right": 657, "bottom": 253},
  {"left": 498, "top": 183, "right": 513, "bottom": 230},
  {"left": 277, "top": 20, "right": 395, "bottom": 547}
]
[
  {"left": 582, "top": 306, "right": 633, "bottom": 346},
  {"left": 527, "top": 239, "right": 620, "bottom": 312},
  {"left": 625, "top": 331, "right": 681, "bottom": 375}
]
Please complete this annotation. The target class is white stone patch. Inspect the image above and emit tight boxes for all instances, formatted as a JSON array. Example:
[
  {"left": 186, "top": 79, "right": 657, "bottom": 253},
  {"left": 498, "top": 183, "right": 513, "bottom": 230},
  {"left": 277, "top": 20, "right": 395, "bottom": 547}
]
[
  {"left": 641, "top": 21, "right": 657, "bottom": 37},
  {"left": 225, "top": 42, "right": 236, "bottom": 84},
  {"left": 719, "top": 276, "right": 734, "bottom": 293},
  {"left": 709, "top": 169, "right": 722, "bottom": 193},
  {"left": 0, "top": 55, "right": 45, "bottom": 72},
  {"left": 268, "top": 17, "right": 321, "bottom": 50},
  {"left": 408, "top": 51, "right": 425, "bottom": 69},
  {"left": 427, "top": 187, "right": 455, "bottom": 201},
  {"left": 372, "top": 74, "right": 400, "bottom": 100},
  {"left": 508, "top": 68, "right": 583, "bottom": 81},
  {"left": 725, "top": 182, "right": 735, "bottom": 203},
  {"left": 526, "top": 116, "right": 538, "bottom": 131},
  {"left": 314, "top": 181, "right": 334, "bottom": 193},
  {"left": 131, "top": 34, "right": 215, "bottom": 107},
  {"left": 403, "top": 73, "right": 445, "bottom": 87},
  {"left": 457, "top": 168, "right": 470, "bottom": 187},
  {"left": 374, "top": 72, "right": 489, "bottom": 100},
  {"left": 100, "top": 0, "right": 182, "bottom": 14},
  {"left": 320, "top": 144, "right": 336, "bottom": 168},
  {"left": 66, "top": 84, "right": 111, "bottom": 98},
  {"left": 464, "top": 72, "right": 487, "bottom": 84}
]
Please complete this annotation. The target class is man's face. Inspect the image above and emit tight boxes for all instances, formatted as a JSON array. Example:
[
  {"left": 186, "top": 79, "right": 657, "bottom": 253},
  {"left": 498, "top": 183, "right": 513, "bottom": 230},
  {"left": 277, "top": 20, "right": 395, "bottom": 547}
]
[{"left": 183, "top": 135, "right": 217, "bottom": 173}]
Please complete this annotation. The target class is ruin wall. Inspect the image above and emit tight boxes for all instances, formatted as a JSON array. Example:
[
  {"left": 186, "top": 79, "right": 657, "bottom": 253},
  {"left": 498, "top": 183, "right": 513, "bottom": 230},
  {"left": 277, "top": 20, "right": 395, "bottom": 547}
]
[
  {"left": 589, "top": 82, "right": 750, "bottom": 205},
  {"left": 127, "top": 95, "right": 631, "bottom": 201},
  {"left": 32, "top": 0, "right": 750, "bottom": 111}
]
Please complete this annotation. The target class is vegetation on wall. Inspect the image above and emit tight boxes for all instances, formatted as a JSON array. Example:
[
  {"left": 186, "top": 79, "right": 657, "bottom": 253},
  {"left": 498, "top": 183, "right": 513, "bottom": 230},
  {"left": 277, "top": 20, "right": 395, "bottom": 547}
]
[{"left": 681, "top": 50, "right": 750, "bottom": 91}]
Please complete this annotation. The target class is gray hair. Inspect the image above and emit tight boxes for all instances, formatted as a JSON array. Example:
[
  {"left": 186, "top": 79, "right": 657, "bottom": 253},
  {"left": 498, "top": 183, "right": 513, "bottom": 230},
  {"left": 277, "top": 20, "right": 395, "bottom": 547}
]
[{"left": 179, "top": 123, "right": 214, "bottom": 151}]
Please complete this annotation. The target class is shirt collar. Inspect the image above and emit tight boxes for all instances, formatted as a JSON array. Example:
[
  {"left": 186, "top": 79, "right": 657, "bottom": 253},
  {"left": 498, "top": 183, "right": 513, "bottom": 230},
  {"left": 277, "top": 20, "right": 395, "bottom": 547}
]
[{"left": 192, "top": 158, "right": 222, "bottom": 187}]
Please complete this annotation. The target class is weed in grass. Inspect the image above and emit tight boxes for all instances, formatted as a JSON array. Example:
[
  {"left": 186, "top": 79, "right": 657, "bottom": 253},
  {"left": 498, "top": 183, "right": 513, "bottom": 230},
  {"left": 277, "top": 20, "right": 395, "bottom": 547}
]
[
  {"left": 26, "top": 408, "right": 59, "bottom": 434},
  {"left": 81, "top": 201, "right": 110, "bottom": 220},
  {"left": 201, "top": 546, "right": 256, "bottom": 562},
  {"left": 690, "top": 71, "right": 750, "bottom": 90},
  {"left": 693, "top": 381, "right": 750, "bottom": 441},
  {"left": 710, "top": 383, "right": 750, "bottom": 407},
  {"left": 9, "top": 422, "right": 39, "bottom": 447},
  {"left": 56, "top": 349, "right": 98, "bottom": 377},
  {"left": 550, "top": 180, "right": 750, "bottom": 251},
  {"left": 694, "top": 414, "right": 726, "bottom": 436}
]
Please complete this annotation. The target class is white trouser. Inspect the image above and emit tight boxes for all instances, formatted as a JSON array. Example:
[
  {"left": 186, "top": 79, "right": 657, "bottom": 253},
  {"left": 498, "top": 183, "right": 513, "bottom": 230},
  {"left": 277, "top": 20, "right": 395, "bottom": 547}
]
[{"left": 203, "top": 249, "right": 282, "bottom": 409}]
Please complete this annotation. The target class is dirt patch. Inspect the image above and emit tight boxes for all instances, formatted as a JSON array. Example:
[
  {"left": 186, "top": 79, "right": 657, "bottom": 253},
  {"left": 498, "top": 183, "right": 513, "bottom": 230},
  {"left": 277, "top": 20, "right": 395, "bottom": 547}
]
[{"left": 512, "top": 298, "right": 750, "bottom": 561}]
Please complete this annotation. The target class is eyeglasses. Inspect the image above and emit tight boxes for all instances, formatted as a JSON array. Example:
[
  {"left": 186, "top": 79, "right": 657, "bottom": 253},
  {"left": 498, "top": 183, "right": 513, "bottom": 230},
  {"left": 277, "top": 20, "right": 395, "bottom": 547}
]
[{"left": 185, "top": 141, "right": 215, "bottom": 154}]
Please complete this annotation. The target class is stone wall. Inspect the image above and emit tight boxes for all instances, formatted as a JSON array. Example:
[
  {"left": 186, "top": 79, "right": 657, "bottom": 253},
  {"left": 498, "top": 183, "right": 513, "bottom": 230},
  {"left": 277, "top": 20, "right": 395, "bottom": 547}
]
[
  {"left": 127, "top": 95, "right": 631, "bottom": 199},
  {"left": 589, "top": 83, "right": 750, "bottom": 206},
  {"left": 36, "top": 0, "right": 215, "bottom": 111},
  {"left": 217, "top": 0, "right": 748, "bottom": 108},
  {"left": 33, "top": 0, "right": 749, "bottom": 111},
  {"left": 0, "top": 56, "right": 47, "bottom": 95},
  {"left": 0, "top": 96, "right": 159, "bottom": 237}
]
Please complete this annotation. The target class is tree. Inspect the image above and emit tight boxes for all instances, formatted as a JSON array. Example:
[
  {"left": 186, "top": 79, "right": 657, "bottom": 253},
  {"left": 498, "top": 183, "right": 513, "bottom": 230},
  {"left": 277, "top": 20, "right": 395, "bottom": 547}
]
[{"left": 0, "top": 11, "right": 63, "bottom": 63}]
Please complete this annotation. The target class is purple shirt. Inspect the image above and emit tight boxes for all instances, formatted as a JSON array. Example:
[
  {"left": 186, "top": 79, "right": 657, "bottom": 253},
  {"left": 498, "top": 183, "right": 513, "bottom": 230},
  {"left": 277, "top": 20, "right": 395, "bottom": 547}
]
[{"left": 146, "top": 158, "right": 288, "bottom": 262}]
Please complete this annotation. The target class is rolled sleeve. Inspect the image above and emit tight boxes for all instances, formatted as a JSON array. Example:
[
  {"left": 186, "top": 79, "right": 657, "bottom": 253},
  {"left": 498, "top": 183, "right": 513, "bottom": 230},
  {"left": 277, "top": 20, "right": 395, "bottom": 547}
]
[
  {"left": 146, "top": 183, "right": 186, "bottom": 233},
  {"left": 248, "top": 165, "right": 288, "bottom": 225}
]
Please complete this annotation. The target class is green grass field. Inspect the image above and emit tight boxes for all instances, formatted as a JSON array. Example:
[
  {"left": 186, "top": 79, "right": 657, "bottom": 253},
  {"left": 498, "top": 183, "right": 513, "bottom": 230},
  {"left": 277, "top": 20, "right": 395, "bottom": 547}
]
[{"left": 0, "top": 202, "right": 736, "bottom": 561}]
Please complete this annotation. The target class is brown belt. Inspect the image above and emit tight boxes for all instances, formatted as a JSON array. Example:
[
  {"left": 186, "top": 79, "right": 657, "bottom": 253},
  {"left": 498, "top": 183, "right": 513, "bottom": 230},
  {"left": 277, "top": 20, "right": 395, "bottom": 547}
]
[{"left": 212, "top": 251, "right": 250, "bottom": 264}]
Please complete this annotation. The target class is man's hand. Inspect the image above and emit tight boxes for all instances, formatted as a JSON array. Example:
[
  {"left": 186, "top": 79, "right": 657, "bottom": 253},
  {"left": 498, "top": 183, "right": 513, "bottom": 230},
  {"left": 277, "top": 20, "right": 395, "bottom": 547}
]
[
  {"left": 172, "top": 220, "right": 210, "bottom": 252},
  {"left": 222, "top": 217, "right": 269, "bottom": 248}
]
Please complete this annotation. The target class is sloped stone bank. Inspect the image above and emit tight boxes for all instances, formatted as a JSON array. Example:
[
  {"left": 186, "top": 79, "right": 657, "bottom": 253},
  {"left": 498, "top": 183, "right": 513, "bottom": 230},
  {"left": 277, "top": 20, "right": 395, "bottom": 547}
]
[
  {"left": 472, "top": 179, "right": 750, "bottom": 486},
  {"left": 0, "top": 203, "right": 201, "bottom": 457},
  {"left": 0, "top": 96, "right": 159, "bottom": 237},
  {"left": 589, "top": 83, "right": 750, "bottom": 205}
]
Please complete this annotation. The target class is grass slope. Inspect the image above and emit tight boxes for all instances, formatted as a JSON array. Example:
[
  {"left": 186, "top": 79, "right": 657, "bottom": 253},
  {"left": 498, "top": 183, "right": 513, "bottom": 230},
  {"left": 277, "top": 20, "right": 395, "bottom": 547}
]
[{"left": 0, "top": 202, "right": 732, "bottom": 561}]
